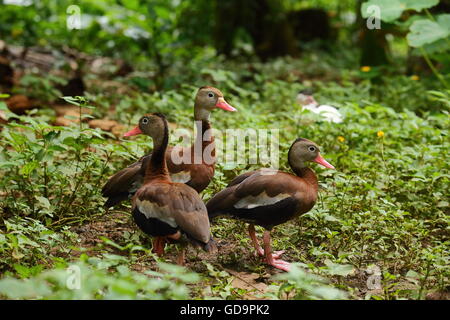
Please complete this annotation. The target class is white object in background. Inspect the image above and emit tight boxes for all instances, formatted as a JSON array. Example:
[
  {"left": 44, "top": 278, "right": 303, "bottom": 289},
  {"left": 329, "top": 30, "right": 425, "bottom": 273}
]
[{"left": 297, "top": 90, "right": 343, "bottom": 123}]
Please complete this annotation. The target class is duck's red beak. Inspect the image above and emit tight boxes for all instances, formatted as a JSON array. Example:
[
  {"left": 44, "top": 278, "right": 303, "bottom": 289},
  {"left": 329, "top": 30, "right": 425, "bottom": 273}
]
[
  {"left": 124, "top": 126, "right": 142, "bottom": 137},
  {"left": 215, "top": 97, "right": 237, "bottom": 112},
  {"left": 313, "top": 154, "right": 335, "bottom": 169}
]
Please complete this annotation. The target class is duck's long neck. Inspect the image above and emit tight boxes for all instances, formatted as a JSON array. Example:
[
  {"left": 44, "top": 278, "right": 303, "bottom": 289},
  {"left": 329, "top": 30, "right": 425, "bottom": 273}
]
[
  {"left": 195, "top": 119, "right": 213, "bottom": 145},
  {"left": 144, "top": 123, "right": 169, "bottom": 183},
  {"left": 193, "top": 107, "right": 215, "bottom": 161},
  {"left": 288, "top": 157, "right": 318, "bottom": 191}
]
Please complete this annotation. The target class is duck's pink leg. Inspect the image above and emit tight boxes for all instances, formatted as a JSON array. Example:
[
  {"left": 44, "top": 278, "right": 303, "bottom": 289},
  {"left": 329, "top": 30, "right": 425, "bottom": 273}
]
[
  {"left": 263, "top": 231, "right": 290, "bottom": 272},
  {"left": 152, "top": 237, "right": 166, "bottom": 256},
  {"left": 248, "top": 224, "right": 285, "bottom": 258},
  {"left": 248, "top": 224, "right": 264, "bottom": 256}
]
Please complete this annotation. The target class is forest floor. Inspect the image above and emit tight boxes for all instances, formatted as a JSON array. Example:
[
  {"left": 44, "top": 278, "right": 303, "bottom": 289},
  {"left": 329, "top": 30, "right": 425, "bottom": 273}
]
[{"left": 0, "top": 43, "right": 449, "bottom": 300}]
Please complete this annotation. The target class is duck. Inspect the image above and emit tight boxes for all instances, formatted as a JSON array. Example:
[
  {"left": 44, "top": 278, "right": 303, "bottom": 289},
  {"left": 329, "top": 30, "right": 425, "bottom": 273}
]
[
  {"left": 124, "top": 112, "right": 216, "bottom": 262},
  {"left": 297, "top": 89, "right": 343, "bottom": 123},
  {"left": 206, "top": 138, "right": 335, "bottom": 271},
  {"left": 102, "top": 86, "right": 236, "bottom": 208}
]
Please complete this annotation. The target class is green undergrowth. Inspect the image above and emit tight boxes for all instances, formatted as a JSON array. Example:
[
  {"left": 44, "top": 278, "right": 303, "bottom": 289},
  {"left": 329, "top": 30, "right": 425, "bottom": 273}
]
[{"left": 0, "top": 51, "right": 449, "bottom": 300}]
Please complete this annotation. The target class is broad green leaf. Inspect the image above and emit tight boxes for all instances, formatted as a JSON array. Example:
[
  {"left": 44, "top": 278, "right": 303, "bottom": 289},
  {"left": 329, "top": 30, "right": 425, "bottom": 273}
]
[
  {"left": 439, "top": 13, "right": 450, "bottom": 27},
  {"left": 404, "top": 0, "right": 439, "bottom": 11},
  {"left": 361, "top": 0, "right": 439, "bottom": 22},
  {"left": 407, "top": 14, "right": 450, "bottom": 47},
  {"left": 361, "top": 0, "right": 404, "bottom": 22},
  {"left": 405, "top": 270, "right": 421, "bottom": 278},
  {"left": 0, "top": 278, "right": 51, "bottom": 299},
  {"left": 417, "top": 38, "right": 450, "bottom": 55},
  {"left": 35, "top": 196, "right": 51, "bottom": 209},
  {"left": 324, "top": 260, "right": 355, "bottom": 276}
]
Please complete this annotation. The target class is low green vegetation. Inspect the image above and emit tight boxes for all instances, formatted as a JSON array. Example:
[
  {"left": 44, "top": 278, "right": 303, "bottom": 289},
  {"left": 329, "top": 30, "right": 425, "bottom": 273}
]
[
  {"left": 0, "top": 0, "right": 448, "bottom": 300},
  {"left": 1, "top": 51, "right": 448, "bottom": 299}
]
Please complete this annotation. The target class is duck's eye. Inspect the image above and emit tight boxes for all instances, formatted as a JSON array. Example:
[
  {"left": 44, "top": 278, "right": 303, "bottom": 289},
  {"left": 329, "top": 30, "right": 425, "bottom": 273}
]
[
  {"left": 142, "top": 117, "right": 149, "bottom": 125},
  {"left": 308, "top": 146, "right": 316, "bottom": 152},
  {"left": 208, "top": 92, "right": 214, "bottom": 98}
]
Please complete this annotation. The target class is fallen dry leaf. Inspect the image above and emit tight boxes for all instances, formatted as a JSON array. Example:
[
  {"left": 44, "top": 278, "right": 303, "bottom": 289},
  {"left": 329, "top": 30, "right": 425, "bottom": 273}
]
[
  {"left": 426, "top": 290, "right": 450, "bottom": 300},
  {"left": 111, "top": 124, "right": 126, "bottom": 137},
  {"left": 54, "top": 117, "right": 73, "bottom": 127},
  {"left": 53, "top": 104, "right": 92, "bottom": 117},
  {"left": 88, "top": 119, "right": 119, "bottom": 131},
  {"left": 6, "top": 95, "right": 34, "bottom": 114},
  {"left": 0, "top": 110, "right": 7, "bottom": 124},
  {"left": 168, "top": 122, "right": 177, "bottom": 130},
  {"left": 54, "top": 111, "right": 80, "bottom": 126},
  {"left": 225, "top": 268, "right": 269, "bottom": 300}
]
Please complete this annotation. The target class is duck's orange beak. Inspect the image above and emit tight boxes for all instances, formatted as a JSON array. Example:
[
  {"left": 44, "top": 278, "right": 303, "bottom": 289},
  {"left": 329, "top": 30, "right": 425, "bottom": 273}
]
[
  {"left": 215, "top": 97, "right": 236, "bottom": 112},
  {"left": 313, "top": 154, "right": 335, "bottom": 169},
  {"left": 124, "top": 126, "right": 142, "bottom": 137}
]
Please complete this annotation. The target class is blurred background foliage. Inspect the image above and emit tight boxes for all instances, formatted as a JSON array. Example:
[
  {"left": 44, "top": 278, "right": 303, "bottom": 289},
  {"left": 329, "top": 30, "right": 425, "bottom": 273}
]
[{"left": 0, "top": 0, "right": 448, "bottom": 93}]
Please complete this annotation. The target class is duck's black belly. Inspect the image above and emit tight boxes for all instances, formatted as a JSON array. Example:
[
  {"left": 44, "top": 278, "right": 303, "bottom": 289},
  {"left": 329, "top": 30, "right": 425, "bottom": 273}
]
[
  {"left": 228, "top": 197, "right": 301, "bottom": 230},
  {"left": 132, "top": 207, "right": 178, "bottom": 237}
]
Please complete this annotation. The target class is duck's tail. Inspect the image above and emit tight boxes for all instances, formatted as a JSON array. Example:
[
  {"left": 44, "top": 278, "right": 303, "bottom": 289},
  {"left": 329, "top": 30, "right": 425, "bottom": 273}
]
[
  {"left": 187, "top": 234, "right": 218, "bottom": 253},
  {"left": 203, "top": 236, "right": 218, "bottom": 253}
]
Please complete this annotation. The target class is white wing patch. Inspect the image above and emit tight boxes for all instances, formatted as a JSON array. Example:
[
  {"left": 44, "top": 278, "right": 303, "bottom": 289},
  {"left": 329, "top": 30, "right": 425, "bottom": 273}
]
[
  {"left": 170, "top": 170, "right": 191, "bottom": 183},
  {"left": 234, "top": 192, "right": 291, "bottom": 209},
  {"left": 136, "top": 199, "right": 177, "bottom": 228}
]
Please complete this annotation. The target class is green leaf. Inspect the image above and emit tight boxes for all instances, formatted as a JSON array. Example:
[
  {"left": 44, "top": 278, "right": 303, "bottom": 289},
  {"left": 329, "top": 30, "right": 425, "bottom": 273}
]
[
  {"left": 13, "top": 264, "right": 32, "bottom": 278},
  {"left": 323, "top": 260, "right": 355, "bottom": 276},
  {"left": 404, "top": 0, "right": 439, "bottom": 11},
  {"left": 361, "top": 0, "right": 439, "bottom": 23},
  {"left": 405, "top": 270, "right": 420, "bottom": 278},
  {"left": 418, "top": 38, "right": 450, "bottom": 55},
  {"left": 20, "top": 161, "right": 39, "bottom": 176},
  {"left": 407, "top": 15, "right": 450, "bottom": 47},
  {"left": 0, "top": 278, "right": 51, "bottom": 299},
  {"left": 437, "top": 200, "right": 449, "bottom": 208},
  {"left": 361, "top": 0, "right": 404, "bottom": 22},
  {"left": 35, "top": 196, "right": 51, "bottom": 209},
  {"left": 43, "top": 131, "right": 59, "bottom": 142}
]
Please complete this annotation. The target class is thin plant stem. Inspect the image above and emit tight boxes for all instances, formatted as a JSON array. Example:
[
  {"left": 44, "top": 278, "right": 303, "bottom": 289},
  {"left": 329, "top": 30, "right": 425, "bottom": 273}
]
[
  {"left": 418, "top": 259, "right": 432, "bottom": 300},
  {"left": 420, "top": 48, "right": 448, "bottom": 88}
]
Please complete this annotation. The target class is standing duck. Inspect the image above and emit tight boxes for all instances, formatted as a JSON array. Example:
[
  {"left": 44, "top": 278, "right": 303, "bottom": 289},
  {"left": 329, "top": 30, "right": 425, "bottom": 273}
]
[
  {"left": 206, "top": 138, "right": 335, "bottom": 271},
  {"left": 297, "top": 89, "right": 343, "bottom": 123},
  {"left": 124, "top": 113, "right": 216, "bottom": 262},
  {"left": 102, "top": 86, "right": 236, "bottom": 207}
]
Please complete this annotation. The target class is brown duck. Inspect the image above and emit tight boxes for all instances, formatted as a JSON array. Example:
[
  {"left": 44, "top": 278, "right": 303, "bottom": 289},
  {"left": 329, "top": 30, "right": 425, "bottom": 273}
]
[
  {"left": 124, "top": 112, "right": 216, "bottom": 262},
  {"left": 206, "top": 138, "right": 335, "bottom": 271}
]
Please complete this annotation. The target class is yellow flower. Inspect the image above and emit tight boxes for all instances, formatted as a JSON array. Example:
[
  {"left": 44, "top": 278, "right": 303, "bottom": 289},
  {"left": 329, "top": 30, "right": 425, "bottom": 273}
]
[
  {"left": 360, "top": 66, "right": 371, "bottom": 72},
  {"left": 11, "top": 29, "right": 23, "bottom": 37},
  {"left": 410, "top": 75, "right": 420, "bottom": 81},
  {"left": 377, "top": 131, "right": 384, "bottom": 138},
  {"left": 337, "top": 136, "right": 345, "bottom": 143}
]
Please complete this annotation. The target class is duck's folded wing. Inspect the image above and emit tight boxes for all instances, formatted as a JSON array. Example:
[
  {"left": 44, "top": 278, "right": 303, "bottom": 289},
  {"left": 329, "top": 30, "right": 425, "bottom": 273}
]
[
  {"left": 206, "top": 170, "right": 258, "bottom": 216},
  {"left": 226, "top": 170, "right": 258, "bottom": 187},
  {"left": 102, "top": 154, "right": 150, "bottom": 207},
  {"left": 207, "top": 170, "right": 296, "bottom": 215},
  {"left": 136, "top": 184, "right": 211, "bottom": 244}
]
